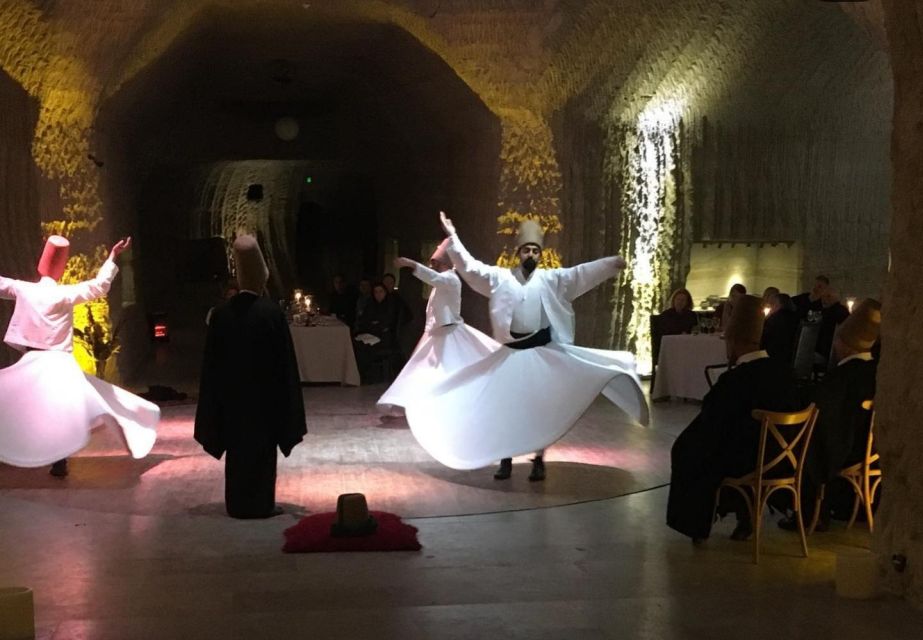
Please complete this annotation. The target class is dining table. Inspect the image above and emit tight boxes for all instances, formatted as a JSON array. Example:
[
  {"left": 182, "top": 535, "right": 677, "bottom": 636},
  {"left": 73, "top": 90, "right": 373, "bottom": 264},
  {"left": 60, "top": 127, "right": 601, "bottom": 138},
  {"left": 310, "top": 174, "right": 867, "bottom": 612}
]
[
  {"left": 289, "top": 317, "right": 361, "bottom": 386},
  {"left": 651, "top": 333, "right": 728, "bottom": 401}
]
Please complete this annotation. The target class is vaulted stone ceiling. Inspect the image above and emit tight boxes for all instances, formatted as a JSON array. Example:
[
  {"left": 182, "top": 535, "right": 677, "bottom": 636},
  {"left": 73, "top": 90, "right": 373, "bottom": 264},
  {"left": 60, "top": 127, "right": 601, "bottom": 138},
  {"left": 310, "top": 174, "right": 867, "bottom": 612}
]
[{"left": 0, "top": 0, "right": 888, "bottom": 239}]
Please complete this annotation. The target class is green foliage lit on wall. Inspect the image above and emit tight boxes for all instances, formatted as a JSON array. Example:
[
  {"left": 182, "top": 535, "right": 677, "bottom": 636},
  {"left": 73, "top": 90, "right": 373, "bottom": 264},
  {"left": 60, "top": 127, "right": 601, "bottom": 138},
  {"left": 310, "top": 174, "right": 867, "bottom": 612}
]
[
  {"left": 608, "top": 103, "right": 688, "bottom": 374},
  {"left": 61, "top": 245, "right": 120, "bottom": 380},
  {"left": 495, "top": 109, "right": 564, "bottom": 268}
]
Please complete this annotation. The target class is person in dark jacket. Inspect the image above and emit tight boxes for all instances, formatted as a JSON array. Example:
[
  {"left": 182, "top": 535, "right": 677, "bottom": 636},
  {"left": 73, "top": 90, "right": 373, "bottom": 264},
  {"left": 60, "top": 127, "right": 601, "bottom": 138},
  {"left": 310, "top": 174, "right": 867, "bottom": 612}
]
[
  {"left": 816, "top": 288, "right": 850, "bottom": 361},
  {"left": 194, "top": 235, "right": 306, "bottom": 519},
  {"left": 667, "top": 295, "right": 800, "bottom": 542},
  {"left": 792, "top": 275, "right": 828, "bottom": 320},
  {"left": 327, "top": 274, "right": 357, "bottom": 327},
  {"left": 714, "top": 283, "right": 746, "bottom": 331},
  {"left": 761, "top": 292, "right": 800, "bottom": 365},
  {"left": 779, "top": 298, "right": 880, "bottom": 531},
  {"left": 660, "top": 288, "right": 698, "bottom": 335},
  {"left": 354, "top": 282, "right": 402, "bottom": 382}
]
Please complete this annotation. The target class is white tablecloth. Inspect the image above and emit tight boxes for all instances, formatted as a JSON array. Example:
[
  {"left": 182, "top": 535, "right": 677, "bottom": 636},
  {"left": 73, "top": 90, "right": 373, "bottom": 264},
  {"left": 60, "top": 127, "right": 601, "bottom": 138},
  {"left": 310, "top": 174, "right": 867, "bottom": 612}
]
[
  {"left": 652, "top": 334, "right": 728, "bottom": 401},
  {"left": 289, "top": 321, "right": 361, "bottom": 386}
]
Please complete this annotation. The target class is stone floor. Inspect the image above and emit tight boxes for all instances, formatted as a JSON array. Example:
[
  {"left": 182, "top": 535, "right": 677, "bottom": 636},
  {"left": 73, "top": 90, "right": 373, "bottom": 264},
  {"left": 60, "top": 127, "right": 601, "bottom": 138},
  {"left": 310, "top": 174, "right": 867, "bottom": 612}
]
[{"left": 1, "top": 388, "right": 921, "bottom": 639}]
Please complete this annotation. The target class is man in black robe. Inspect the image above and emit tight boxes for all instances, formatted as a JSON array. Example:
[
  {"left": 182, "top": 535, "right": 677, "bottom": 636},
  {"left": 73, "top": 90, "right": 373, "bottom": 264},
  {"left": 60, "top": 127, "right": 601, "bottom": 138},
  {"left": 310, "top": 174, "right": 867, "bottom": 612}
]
[
  {"left": 667, "top": 295, "right": 800, "bottom": 542},
  {"left": 194, "top": 235, "right": 307, "bottom": 519},
  {"left": 779, "top": 298, "right": 880, "bottom": 531}
]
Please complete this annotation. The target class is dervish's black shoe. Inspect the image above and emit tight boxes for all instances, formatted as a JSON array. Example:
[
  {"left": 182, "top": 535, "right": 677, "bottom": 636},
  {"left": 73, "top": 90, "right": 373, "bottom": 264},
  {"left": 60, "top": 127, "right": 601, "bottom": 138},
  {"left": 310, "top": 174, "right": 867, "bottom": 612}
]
[
  {"left": 528, "top": 456, "right": 546, "bottom": 482},
  {"left": 49, "top": 459, "right": 69, "bottom": 478},
  {"left": 494, "top": 458, "right": 513, "bottom": 480}
]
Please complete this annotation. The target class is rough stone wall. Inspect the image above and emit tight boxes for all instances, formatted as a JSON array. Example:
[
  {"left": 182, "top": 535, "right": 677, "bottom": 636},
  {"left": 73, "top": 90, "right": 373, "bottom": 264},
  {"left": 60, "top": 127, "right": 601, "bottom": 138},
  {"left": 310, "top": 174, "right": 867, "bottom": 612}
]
[
  {"left": 0, "top": 69, "right": 44, "bottom": 366},
  {"left": 553, "top": 1, "right": 892, "bottom": 364},
  {"left": 876, "top": 0, "right": 923, "bottom": 610},
  {"left": 0, "top": 0, "right": 897, "bottom": 368}
]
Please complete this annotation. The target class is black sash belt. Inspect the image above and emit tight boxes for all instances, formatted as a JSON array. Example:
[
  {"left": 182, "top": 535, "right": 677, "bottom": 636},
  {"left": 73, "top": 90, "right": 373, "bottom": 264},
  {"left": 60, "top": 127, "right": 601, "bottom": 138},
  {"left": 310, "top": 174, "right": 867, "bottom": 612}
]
[{"left": 506, "top": 327, "right": 551, "bottom": 350}]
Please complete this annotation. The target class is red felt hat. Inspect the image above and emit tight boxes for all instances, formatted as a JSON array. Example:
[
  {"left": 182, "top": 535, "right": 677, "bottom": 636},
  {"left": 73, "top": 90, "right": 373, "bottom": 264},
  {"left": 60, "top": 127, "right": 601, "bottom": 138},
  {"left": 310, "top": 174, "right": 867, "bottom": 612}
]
[{"left": 37, "top": 235, "right": 70, "bottom": 281}]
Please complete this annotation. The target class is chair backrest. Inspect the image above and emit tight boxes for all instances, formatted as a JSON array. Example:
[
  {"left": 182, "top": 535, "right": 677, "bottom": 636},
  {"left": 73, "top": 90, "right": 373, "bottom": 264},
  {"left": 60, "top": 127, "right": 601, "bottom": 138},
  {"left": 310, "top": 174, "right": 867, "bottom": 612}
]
[
  {"left": 650, "top": 313, "right": 665, "bottom": 366},
  {"left": 861, "top": 399, "right": 879, "bottom": 467},
  {"left": 751, "top": 404, "right": 819, "bottom": 482},
  {"left": 791, "top": 321, "right": 821, "bottom": 379}
]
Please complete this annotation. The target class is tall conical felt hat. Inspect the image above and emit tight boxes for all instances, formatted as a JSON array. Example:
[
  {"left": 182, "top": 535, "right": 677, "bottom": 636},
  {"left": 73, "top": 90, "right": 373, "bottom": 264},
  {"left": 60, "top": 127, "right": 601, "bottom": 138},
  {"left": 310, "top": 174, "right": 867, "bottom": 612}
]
[
  {"left": 516, "top": 219, "right": 544, "bottom": 250},
  {"left": 430, "top": 238, "right": 451, "bottom": 266},
  {"left": 232, "top": 234, "right": 269, "bottom": 293},
  {"left": 838, "top": 298, "right": 881, "bottom": 352},
  {"left": 37, "top": 235, "right": 70, "bottom": 280},
  {"left": 724, "top": 294, "right": 764, "bottom": 345}
]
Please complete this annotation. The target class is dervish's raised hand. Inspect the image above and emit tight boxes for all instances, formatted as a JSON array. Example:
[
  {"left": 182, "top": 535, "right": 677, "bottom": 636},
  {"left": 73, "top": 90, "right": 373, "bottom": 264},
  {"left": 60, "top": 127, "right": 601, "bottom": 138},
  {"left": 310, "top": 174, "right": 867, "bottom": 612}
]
[
  {"left": 439, "top": 211, "right": 456, "bottom": 237},
  {"left": 393, "top": 257, "right": 416, "bottom": 270},
  {"left": 613, "top": 256, "right": 627, "bottom": 270},
  {"left": 109, "top": 236, "right": 132, "bottom": 262}
]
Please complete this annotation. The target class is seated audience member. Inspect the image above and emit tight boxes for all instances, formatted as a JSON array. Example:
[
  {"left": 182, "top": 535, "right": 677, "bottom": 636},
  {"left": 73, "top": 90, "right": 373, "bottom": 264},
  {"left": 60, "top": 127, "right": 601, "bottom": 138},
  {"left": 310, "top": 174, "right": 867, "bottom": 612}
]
[
  {"left": 382, "top": 272, "right": 412, "bottom": 328},
  {"left": 354, "top": 278, "right": 373, "bottom": 323},
  {"left": 327, "top": 274, "right": 357, "bottom": 326},
  {"left": 660, "top": 288, "right": 698, "bottom": 335},
  {"left": 762, "top": 286, "right": 780, "bottom": 304},
  {"left": 815, "top": 288, "right": 850, "bottom": 361},
  {"left": 760, "top": 292, "right": 800, "bottom": 364},
  {"left": 667, "top": 295, "right": 800, "bottom": 543},
  {"left": 354, "top": 282, "right": 401, "bottom": 383},
  {"left": 792, "top": 275, "right": 829, "bottom": 319},
  {"left": 778, "top": 299, "right": 881, "bottom": 532},
  {"left": 714, "top": 283, "right": 747, "bottom": 330}
]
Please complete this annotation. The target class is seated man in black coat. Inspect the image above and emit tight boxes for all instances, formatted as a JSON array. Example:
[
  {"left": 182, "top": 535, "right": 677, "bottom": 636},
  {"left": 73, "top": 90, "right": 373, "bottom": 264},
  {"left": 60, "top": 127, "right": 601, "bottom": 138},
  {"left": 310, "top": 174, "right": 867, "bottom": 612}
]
[
  {"left": 792, "top": 275, "right": 828, "bottom": 320},
  {"left": 327, "top": 274, "right": 357, "bottom": 327},
  {"left": 194, "top": 235, "right": 307, "bottom": 519},
  {"left": 779, "top": 298, "right": 880, "bottom": 531},
  {"left": 667, "top": 295, "right": 800, "bottom": 542},
  {"left": 761, "top": 292, "right": 800, "bottom": 365}
]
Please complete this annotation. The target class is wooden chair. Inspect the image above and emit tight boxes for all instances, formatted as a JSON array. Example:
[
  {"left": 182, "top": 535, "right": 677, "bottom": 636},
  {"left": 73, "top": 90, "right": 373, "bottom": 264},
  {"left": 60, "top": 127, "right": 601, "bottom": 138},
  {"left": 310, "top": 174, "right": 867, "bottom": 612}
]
[
  {"left": 713, "top": 404, "right": 819, "bottom": 564},
  {"left": 838, "top": 399, "right": 882, "bottom": 532}
]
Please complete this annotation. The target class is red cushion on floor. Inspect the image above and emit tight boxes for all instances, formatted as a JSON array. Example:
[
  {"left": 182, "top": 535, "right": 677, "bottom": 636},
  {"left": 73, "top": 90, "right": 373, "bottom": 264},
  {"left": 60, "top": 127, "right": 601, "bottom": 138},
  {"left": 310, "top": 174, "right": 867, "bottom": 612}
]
[{"left": 282, "top": 511, "right": 422, "bottom": 553}]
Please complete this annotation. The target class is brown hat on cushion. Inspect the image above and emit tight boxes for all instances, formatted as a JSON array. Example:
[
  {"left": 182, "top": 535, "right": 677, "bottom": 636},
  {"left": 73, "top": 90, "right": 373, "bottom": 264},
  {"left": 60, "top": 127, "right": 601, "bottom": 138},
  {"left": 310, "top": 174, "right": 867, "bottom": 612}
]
[
  {"left": 838, "top": 298, "right": 881, "bottom": 352},
  {"left": 724, "top": 294, "right": 764, "bottom": 345},
  {"left": 233, "top": 234, "right": 269, "bottom": 293}
]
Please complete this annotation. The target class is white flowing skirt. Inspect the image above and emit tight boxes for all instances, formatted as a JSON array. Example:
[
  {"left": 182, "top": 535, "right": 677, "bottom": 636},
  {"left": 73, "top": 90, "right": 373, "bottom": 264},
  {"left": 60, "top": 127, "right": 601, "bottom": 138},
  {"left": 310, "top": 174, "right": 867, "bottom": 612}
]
[
  {"left": 377, "top": 322, "right": 499, "bottom": 410},
  {"left": 404, "top": 343, "right": 649, "bottom": 470},
  {"left": 0, "top": 350, "right": 160, "bottom": 467}
]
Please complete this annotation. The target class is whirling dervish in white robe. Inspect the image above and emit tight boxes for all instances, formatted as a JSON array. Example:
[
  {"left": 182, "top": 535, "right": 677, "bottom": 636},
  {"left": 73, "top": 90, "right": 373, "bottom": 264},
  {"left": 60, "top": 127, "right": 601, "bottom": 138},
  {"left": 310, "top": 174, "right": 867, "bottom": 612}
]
[
  {"left": 403, "top": 213, "right": 649, "bottom": 476},
  {"left": 0, "top": 236, "right": 159, "bottom": 469},
  {"left": 377, "top": 239, "right": 499, "bottom": 414}
]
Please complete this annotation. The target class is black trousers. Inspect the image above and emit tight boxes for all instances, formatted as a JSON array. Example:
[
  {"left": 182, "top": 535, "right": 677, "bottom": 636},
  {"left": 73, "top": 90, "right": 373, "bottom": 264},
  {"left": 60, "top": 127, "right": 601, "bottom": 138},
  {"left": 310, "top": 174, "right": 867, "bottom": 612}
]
[{"left": 224, "top": 440, "right": 277, "bottom": 519}]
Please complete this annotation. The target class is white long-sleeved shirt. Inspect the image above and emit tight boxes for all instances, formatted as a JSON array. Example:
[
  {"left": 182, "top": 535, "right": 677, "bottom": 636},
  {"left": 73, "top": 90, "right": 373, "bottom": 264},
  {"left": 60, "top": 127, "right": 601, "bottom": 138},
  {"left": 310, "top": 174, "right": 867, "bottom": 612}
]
[
  {"left": 0, "top": 260, "right": 118, "bottom": 352},
  {"left": 412, "top": 262, "right": 463, "bottom": 332},
  {"left": 445, "top": 233, "right": 622, "bottom": 344},
  {"left": 509, "top": 269, "right": 550, "bottom": 335}
]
